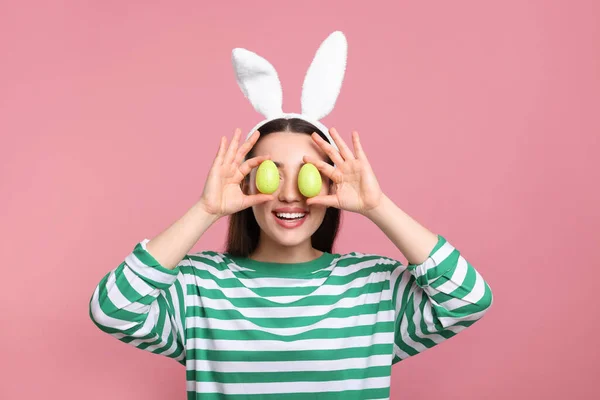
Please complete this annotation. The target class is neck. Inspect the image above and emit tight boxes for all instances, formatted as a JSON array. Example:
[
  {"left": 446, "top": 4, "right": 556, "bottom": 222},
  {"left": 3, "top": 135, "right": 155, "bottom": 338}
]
[{"left": 250, "top": 233, "right": 323, "bottom": 263}]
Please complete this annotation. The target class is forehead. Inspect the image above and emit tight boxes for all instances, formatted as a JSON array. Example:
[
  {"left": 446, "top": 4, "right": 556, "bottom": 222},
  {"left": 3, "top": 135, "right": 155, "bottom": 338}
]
[{"left": 252, "top": 131, "right": 328, "bottom": 161}]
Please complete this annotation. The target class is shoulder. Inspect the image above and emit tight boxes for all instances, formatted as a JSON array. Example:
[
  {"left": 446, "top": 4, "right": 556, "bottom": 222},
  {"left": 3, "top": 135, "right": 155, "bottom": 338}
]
[
  {"left": 333, "top": 251, "right": 402, "bottom": 271},
  {"left": 177, "top": 250, "right": 232, "bottom": 273}
]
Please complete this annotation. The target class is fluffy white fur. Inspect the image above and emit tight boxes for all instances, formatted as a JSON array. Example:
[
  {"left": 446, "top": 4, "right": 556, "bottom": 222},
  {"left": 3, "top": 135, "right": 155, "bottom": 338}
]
[
  {"left": 231, "top": 31, "right": 348, "bottom": 152},
  {"left": 231, "top": 48, "right": 283, "bottom": 119},
  {"left": 301, "top": 31, "right": 347, "bottom": 121}
]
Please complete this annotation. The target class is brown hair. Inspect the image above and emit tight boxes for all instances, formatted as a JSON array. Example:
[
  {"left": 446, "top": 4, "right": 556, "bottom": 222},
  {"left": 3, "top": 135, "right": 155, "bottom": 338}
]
[{"left": 225, "top": 118, "right": 341, "bottom": 257}]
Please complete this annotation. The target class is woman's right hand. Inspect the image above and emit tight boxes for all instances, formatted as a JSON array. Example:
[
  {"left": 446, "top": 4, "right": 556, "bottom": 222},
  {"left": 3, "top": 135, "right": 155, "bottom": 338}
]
[{"left": 199, "top": 129, "right": 273, "bottom": 219}]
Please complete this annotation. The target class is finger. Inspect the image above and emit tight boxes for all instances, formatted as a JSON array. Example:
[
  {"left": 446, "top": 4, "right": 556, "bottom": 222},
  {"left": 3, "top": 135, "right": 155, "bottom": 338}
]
[
  {"left": 352, "top": 131, "right": 368, "bottom": 160},
  {"left": 235, "top": 130, "right": 259, "bottom": 165},
  {"left": 243, "top": 193, "right": 275, "bottom": 208},
  {"left": 223, "top": 129, "right": 242, "bottom": 166},
  {"left": 303, "top": 155, "right": 341, "bottom": 184},
  {"left": 306, "top": 194, "right": 339, "bottom": 208},
  {"left": 239, "top": 155, "right": 271, "bottom": 177},
  {"left": 311, "top": 132, "right": 345, "bottom": 165},
  {"left": 330, "top": 127, "right": 356, "bottom": 161},
  {"left": 213, "top": 136, "right": 228, "bottom": 166}
]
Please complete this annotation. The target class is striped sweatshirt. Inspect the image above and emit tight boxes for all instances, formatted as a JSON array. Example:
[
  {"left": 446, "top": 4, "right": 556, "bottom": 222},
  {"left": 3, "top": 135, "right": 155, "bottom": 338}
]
[{"left": 89, "top": 234, "right": 493, "bottom": 399}]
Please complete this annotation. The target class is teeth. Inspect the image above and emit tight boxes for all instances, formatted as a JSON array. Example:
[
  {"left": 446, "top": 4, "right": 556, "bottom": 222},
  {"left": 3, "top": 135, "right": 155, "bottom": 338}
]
[{"left": 276, "top": 212, "right": 306, "bottom": 219}]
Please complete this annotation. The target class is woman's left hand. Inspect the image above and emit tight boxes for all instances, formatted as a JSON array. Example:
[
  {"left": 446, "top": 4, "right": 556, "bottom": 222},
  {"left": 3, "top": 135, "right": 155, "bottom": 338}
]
[{"left": 303, "top": 128, "right": 384, "bottom": 216}]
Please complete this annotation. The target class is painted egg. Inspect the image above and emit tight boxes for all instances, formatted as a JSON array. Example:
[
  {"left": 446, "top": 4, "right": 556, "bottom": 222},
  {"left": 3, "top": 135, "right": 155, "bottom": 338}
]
[
  {"left": 298, "top": 163, "right": 322, "bottom": 198},
  {"left": 255, "top": 160, "right": 280, "bottom": 194}
]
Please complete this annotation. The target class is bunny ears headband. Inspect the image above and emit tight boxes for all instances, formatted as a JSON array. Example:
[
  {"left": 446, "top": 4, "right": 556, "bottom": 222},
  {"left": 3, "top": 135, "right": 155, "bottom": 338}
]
[{"left": 231, "top": 31, "right": 348, "bottom": 151}]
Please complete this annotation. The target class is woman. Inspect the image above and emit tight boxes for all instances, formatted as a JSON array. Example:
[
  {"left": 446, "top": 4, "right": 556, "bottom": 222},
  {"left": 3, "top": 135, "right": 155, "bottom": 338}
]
[{"left": 89, "top": 117, "right": 493, "bottom": 399}]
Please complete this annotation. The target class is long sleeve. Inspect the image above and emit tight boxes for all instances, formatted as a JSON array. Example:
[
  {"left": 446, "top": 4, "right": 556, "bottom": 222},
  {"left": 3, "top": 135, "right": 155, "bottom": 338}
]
[
  {"left": 89, "top": 239, "right": 188, "bottom": 365},
  {"left": 390, "top": 235, "right": 493, "bottom": 363}
]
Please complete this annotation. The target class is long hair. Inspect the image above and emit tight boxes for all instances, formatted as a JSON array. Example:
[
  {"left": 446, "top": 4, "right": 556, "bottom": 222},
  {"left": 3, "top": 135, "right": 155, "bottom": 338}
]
[{"left": 225, "top": 118, "right": 341, "bottom": 257}]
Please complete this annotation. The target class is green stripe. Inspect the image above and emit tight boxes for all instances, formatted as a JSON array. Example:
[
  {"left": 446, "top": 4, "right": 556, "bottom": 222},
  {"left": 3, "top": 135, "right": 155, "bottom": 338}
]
[
  {"left": 186, "top": 283, "right": 389, "bottom": 308},
  {"left": 183, "top": 262, "right": 392, "bottom": 290},
  {"left": 97, "top": 270, "right": 151, "bottom": 324},
  {"left": 187, "top": 321, "right": 394, "bottom": 341},
  {"left": 427, "top": 249, "right": 460, "bottom": 283},
  {"left": 186, "top": 365, "right": 391, "bottom": 383},
  {"left": 401, "top": 293, "right": 440, "bottom": 349},
  {"left": 186, "top": 344, "right": 394, "bottom": 362},
  {"left": 186, "top": 387, "right": 390, "bottom": 400},
  {"left": 131, "top": 243, "right": 180, "bottom": 289},
  {"left": 115, "top": 263, "right": 155, "bottom": 305},
  {"left": 187, "top": 303, "right": 393, "bottom": 328}
]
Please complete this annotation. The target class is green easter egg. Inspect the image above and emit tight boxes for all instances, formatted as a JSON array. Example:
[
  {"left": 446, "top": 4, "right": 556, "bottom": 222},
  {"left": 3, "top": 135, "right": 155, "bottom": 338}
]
[
  {"left": 298, "top": 163, "right": 322, "bottom": 198},
  {"left": 256, "top": 160, "right": 280, "bottom": 194}
]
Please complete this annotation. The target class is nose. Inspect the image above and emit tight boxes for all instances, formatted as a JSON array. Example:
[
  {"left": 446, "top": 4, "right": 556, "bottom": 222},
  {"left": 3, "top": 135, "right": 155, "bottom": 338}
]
[{"left": 277, "top": 173, "right": 302, "bottom": 203}]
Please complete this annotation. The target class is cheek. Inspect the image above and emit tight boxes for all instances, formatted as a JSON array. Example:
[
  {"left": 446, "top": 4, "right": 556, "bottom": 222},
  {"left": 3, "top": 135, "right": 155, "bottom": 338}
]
[{"left": 251, "top": 203, "right": 269, "bottom": 227}]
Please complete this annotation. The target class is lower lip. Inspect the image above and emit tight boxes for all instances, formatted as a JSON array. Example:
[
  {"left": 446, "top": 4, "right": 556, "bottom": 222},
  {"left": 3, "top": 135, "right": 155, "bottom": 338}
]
[{"left": 272, "top": 213, "right": 308, "bottom": 229}]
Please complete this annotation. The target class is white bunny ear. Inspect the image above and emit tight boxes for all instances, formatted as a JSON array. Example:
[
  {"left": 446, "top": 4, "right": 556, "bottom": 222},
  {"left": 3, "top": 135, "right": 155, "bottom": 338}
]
[
  {"left": 301, "top": 31, "right": 348, "bottom": 120},
  {"left": 232, "top": 48, "right": 283, "bottom": 119}
]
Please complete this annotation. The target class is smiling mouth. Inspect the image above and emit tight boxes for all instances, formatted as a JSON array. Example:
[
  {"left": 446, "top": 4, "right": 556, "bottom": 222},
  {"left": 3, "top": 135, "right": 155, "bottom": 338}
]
[
  {"left": 274, "top": 212, "right": 307, "bottom": 220},
  {"left": 271, "top": 211, "right": 309, "bottom": 229}
]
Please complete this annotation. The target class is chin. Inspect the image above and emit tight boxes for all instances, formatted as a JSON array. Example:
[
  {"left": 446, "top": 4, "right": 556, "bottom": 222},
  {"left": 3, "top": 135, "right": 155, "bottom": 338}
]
[{"left": 260, "top": 212, "right": 323, "bottom": 248}]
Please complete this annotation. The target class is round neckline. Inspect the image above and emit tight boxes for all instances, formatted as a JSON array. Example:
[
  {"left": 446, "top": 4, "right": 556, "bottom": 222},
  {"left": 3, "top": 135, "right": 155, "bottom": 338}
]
[{"left": 227, "top": 251, "right": 337, "bottom": 277}]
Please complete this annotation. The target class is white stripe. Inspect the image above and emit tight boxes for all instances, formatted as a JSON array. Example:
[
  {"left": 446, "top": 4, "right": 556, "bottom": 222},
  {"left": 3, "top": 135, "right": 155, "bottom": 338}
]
[
  {"left": 125, "top": 241, "right": 178, "bottom": 285},
  {"left": 169, "top": 274, "right": 187, "bottom": 359},
  {"left": 192, "top": 253, "right": 396, "bottom": 285},
  {"left": 396, "top": 282, "right": 428, "bottom": 354},
  {"left": 393, "top": 268, "right": 412, "bottom": 322},
  {"left": 434, "top": 259, "right": 485, "bottom": 311},
  {"left": 142, "top": 316, "right": 180, "bottom": 356},
  {"left": 187, "top": 354, "right": 392, "bottom": 373},
  {"left": 185, "top": 271, "right": 390, "bottom": 304},
  {"left": 410, "top": 290, "right": 446, "bottom": 344},
  {"left": 438, "top": 295, "right": 469, "bottom": 311},
  {"left": 328, "top": 257, "right": 397, "bottom": 277},
  {"left": 434, "top": 256, "right": 468, "bottom": 293},
  {"left": 438, "top": 308, "right": 489, "bottom": 327},
  {"left": 122, "top": 266, "right": 155, "bottom": 296},
  {"left": 226, "top": 262, "right": 255, "bottom": 272},
  {"left": 187, "top": 376, "right": 391, "bottom": 394},
  {"left": 105, "top": 270, "right": 148, "bottom": 314},
  {"left": 189, "top": 258, "right": 325, "bottom": 288},
  {"left": 389, "top": 262, "right": 407, "bottom": 294},
  {"left": 391, "top": 266, "right": 413, "bottom": 361},
  {"left": 187, "top": 309, "right": 394, "bottom": 336},
  {"left": 410, "top": 258, "right": 436, "bottom": 280},
  {"left": 188, "top": 331, "right": 394, "bottom": 352},
  {"left": 393, "top": 343, "right": 410, "bottom": 360},
  {"left": 445, "top": 324, "right": 468, "bottom": 334},
  {"left": 240, "top": 276, "right": 326, "bottom": 288},
  {"left": 460, "top": 267, "right": 486, "bottom": 304},
  {"left": 422, "top": 300, "right": 471, "bottom": 336},
  {"left": 124, "top": 302, "right": 181, "bottom": 358},
  {"left": 188, "top": 290, "right": 390, "bottom": 319},
  {"left": 129, "top": 300, "right": 159, "bottom": 338},
  {"left": 411, "top": 241, "right": 456, "bottom": 279},
  {"left": 139, "top": 326, "right": 176, "bottom": 354},
  {"left": 89, "top": 286, "right": 138, "bottom": 331},
  {"left": 192, "top": 252, "right": 255, "bottom": 272},
  {"left": 431, "top": 241, "right": 456, "bottom": 265},
  {"left": 318, "top": 252, "right": 367, "bottom": 273}
]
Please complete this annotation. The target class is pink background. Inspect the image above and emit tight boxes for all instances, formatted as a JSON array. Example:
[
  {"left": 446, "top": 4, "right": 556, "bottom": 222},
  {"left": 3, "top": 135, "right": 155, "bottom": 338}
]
[{"left": 1, "top": 0, "right": 598, "bottom": 399}]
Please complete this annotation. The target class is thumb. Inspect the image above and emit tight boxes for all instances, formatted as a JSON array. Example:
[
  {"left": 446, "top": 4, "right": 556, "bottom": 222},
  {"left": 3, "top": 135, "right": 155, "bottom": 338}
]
[
  {"left": 244, "top": 194, "right": 275, "bottom": 208},
  {"left": 306, "top": 195, "right": 339, "bottom": 208}
]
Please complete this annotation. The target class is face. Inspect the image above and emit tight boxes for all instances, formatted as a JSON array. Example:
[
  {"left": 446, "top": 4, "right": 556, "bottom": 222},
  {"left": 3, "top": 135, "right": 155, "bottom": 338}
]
[{"left": 247, "top": 132, "right": 332, "bottom": 249}]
